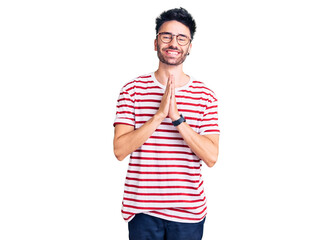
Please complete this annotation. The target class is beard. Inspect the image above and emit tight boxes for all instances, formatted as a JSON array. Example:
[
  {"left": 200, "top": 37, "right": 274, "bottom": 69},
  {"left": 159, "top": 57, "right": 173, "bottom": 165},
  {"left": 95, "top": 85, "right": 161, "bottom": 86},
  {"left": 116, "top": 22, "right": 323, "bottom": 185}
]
[{"left": 156, "top": 42, "right": 190, "bottom": 66}]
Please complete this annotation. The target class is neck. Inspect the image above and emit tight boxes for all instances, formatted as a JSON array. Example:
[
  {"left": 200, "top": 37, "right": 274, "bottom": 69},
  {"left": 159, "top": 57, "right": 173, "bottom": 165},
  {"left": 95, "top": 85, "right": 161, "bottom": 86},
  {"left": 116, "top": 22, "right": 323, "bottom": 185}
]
[{"left": 155, "top": 62, "right": 189, "bottom": 88}]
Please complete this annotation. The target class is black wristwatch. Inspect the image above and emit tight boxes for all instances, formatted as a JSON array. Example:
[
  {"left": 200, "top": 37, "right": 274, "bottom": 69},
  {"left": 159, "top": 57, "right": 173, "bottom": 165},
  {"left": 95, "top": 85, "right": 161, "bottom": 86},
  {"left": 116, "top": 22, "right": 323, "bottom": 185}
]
[{"left": 172, "top": 114, "right": 186, "bottom": 127}]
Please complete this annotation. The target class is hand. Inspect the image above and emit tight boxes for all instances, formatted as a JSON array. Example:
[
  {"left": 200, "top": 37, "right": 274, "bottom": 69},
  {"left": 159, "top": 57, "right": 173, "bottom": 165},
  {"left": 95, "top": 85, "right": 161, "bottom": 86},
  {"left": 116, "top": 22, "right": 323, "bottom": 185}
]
[
  {"left": 156, "top": 76, "right": 172, "bottom": 119},
  {"left": 168, "top": 75, "right": 180, "bottom": 121},
  {"left": 155, "top": 75, "right": 180, "bottom": 122}
]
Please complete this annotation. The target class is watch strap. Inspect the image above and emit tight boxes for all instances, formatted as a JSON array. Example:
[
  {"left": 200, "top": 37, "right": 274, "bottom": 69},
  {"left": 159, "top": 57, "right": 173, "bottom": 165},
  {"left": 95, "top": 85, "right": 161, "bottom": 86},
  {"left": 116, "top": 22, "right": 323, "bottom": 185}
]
[{"left": 172, "top": 114, "right": 186, "bottom": 126}]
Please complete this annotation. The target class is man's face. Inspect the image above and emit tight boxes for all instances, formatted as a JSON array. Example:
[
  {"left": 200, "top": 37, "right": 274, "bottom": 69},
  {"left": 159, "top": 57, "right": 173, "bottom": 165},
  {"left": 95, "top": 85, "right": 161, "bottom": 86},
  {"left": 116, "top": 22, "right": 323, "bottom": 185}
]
[{"left": 155, "top": 20, "right": 192, "bottom": 66}]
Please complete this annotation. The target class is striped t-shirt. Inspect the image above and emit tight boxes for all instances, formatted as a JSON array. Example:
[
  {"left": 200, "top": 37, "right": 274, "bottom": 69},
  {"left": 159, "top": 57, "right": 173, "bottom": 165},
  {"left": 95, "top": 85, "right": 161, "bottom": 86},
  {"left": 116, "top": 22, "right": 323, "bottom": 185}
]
[{"left": 114, "top": 72, "right": 220, "bottom": 223}]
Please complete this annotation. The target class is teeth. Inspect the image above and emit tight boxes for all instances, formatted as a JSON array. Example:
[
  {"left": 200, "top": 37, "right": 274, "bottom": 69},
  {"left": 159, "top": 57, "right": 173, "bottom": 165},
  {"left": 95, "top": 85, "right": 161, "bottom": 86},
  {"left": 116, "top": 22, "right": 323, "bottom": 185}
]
[{"left": 167, "top": 51, "right": 178, "bottom": 55}]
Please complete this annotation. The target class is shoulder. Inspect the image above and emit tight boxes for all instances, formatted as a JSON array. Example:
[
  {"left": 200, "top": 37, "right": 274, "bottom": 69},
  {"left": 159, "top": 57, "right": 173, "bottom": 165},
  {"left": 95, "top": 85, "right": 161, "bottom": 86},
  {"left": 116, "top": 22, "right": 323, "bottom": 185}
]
[
  {"left": 120, "top": 73, "right": 154, "bottom": 92},
  {"left": 189, "top": 77, "right": 218, "bottom": 103}
]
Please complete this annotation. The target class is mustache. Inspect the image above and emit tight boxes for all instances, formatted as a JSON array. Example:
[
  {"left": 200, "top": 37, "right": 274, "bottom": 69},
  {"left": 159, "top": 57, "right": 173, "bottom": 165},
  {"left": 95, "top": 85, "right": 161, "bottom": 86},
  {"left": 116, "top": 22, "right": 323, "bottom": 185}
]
[{"left": 162, "top": 46, "right": 183, "bottom": 52}]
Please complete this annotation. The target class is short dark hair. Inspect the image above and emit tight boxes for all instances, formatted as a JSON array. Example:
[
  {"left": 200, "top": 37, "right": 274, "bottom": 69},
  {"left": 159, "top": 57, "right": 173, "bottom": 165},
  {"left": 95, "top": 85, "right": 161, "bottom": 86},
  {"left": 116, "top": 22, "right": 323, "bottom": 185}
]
[{"left": 155, "top": 7, "right": 196, "bottom": 40}]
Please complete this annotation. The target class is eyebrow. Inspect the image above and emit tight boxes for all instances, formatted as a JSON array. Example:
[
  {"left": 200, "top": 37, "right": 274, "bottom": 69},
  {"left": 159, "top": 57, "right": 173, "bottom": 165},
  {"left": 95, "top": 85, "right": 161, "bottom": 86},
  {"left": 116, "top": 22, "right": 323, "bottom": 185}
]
[{"left": 160, "top": 32, "right": 189, "bottom": 38}]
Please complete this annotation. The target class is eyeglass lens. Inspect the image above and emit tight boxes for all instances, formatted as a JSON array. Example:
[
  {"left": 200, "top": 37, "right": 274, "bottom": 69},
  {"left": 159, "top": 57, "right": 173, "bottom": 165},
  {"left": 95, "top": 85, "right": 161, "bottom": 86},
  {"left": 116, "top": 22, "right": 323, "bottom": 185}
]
[{"left": 159, "top": 33, "right": 190, "bottom": 45}]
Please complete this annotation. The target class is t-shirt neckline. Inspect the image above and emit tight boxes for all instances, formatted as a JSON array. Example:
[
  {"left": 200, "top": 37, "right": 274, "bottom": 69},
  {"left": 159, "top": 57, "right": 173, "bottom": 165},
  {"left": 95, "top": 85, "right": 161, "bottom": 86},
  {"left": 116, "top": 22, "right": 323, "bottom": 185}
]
[{"left": 151, "top": 72, "right": 193, "bottom": 92}]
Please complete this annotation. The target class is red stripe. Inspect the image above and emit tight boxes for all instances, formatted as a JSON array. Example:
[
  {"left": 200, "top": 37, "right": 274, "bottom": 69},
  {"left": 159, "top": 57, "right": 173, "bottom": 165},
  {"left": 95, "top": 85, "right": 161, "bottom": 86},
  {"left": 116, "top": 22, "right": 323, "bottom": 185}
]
[
  {"left": 148, "top": 136, "right": 184, "bottom": 141},
  {"left": 189, "top": 85, "right": 212, "bottom": 91},
  {"left": 138, "top": 75, "right": 152, "bottom": 79},
  {"left": 130, "top": 92, "right": 210, "bottom": 102},
  {"left": 117, "top": 97, "right": 134, "bottom": 103},
  {"left": 178, "top": 89, "right": 216, "bottom": 99},
  {"left": 127, "top": 85, "right": 161, "bottom": 91},
  {"left": 135, "top": 106, "right": 159, "bottom": 110},
  {"left": 149, "top": 211, "right": 207, "bottom": 221},
  {"left": 135, "top": 121, "right": 200, "bottom": 129},
  {"left": 136, "top": 99, "right": 161, "bottom": 103},
  {"left": 123, "top": 79, "right": 153, "bottom": 88},
  {"left": 131, "top": 92, "right": 163, "bottom": 97},
  {"left": 126, "top": 177, "right": 199, "bottom": 183},
  {"left": 122, "top": 205, "right": 157, "bottom": 210},
  {"left": 192, "top": 80, "right": 203, "bottom": 84},
  {"left": 123, "top": 196, "right": 205, "bottom": 203},
  {"left": 124, "top": 183, "right": 201, "bottom": 190},
  {"left": 123, "top": 81, "right": 134, "bottom": 88},
  {"left": 206, "top": 104, "right": 218, "bottom": 110},
  {"left": 154, "top": 129, "right": 178, "bottom": 133},
  {"left": 135, "top": 149, "right": 195, "bottom": 156},
  {"left": 124, "top": 190, "right": 204, "bottom": 197},
  {"left": 185, "top": 116, "right": 201, "bottom": 121},
  {"left": 117, "top": 104, "right": 134, "bottom": 109},
  {"left": 177, "top": 102, "right": 206, "bottom": 108},
  {"left": 121, "top": 210, "right": 132, "bottom": 215},
  {"left": 130, "top": 156, "right": 200, "bottom": 163},
  {"left": 142, "top": 143, "right": 189, "bottom": 148},
  {"left": 178, "top": 108, "right": 204, "bottom": 114},
  {"left": 152, "top": 121, "right": 173, "bottom": 126},
  {"left": 178, "top": 90, "right": 207, "bottom": 95},
  {"left": 123, "top": 213, "right": 134, "bottom": 221},
  {"left": 127, "top": 170, "right": 200, "bottom": 176},
  {"left": 203, "top": 111, "right": 218, "bottom": 117},
  {"left": 135, "top": 113, "right": 154, "bottom": 117},
  {"left": 116, "top": 111, "right": 134, "bottom": 115},
  {"left": 114, "top": 122, "right": 134, "bottom": 127},
  {"left": 202, "top": 117, "right": 218, "bottom": 122},
  {"left": 129, "top": 163, "right": 200, "bottom": 169},
  {"left": 122, "top": 202, "right": 205, "bottom": 211},
  {"left": 164, "top": 206, "right": 207, "bottom": 216},
  {"left": 200, "top": 124, "right": 219, "bottom": 128},
  {"left": 178, "top": 95, "right": 210, "bottom": 102},
  {"left": 121, "top": 210, "right": 135, "bottom": 216},
  {"left": 203, "top": 129, "right": 220, "bottom": 133}
]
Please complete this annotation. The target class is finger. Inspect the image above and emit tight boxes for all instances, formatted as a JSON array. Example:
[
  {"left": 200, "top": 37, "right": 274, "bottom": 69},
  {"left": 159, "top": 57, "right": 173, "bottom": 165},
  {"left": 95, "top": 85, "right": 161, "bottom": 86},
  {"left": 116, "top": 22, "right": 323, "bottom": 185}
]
[
  {"left": 171, "top": 81, "right": 175, "bottom": 98},
  {"left": 170, "top": 75, "right": 175, "bottom": 97},
  {"left": 164, "top": 78, "right": 170, "bottom": 96},
  {"left": 167, "top": 77, "right": 172, "bottom": 97}
]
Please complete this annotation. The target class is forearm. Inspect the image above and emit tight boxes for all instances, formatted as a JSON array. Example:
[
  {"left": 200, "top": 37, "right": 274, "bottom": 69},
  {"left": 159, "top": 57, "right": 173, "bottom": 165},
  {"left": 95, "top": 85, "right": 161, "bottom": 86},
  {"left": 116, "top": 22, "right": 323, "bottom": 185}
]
[
  {"left": 176, "top": 122, "right": 219, "bottom": 167},
  {"left": 114, "top": 114, "right": 164, "bottom": 161}
]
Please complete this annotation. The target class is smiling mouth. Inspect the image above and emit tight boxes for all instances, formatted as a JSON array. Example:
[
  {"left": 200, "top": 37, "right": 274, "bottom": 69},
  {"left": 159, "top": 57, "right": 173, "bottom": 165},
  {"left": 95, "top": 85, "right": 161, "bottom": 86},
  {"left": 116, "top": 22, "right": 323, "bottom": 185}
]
[{"left": 165, "top": 49, "right": 181, "bottom": 56}]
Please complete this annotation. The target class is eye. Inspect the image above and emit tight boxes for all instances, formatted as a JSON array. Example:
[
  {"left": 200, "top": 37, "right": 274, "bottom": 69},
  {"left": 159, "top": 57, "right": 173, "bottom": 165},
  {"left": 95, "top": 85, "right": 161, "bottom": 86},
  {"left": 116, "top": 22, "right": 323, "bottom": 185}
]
[
  {"left": 177, "top": 36, "right": 188, "bottom": 44},
  {"left": 161, "top": 34, "right": 172, "bottom": 40}
]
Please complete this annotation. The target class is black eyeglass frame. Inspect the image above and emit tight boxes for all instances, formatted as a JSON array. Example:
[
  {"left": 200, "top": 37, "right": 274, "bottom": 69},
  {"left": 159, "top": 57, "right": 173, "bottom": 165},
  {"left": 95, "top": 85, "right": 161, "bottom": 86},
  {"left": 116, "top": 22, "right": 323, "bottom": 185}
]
[{"left": 156, "top": 32, "right": 192, "bottom": 46}]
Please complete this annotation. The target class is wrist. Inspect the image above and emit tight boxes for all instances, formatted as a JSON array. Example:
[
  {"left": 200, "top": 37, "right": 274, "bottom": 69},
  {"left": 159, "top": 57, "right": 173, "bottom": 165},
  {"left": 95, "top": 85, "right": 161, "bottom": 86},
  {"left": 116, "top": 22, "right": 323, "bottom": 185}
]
[
  {"left": 154, "top": 112, "right": 166, "bottom": 122},
  {"left": 170, "top": 114, "right": 181, "bottom": 122},
  {"left": 172, "top": 114, "right": 186, "bottom": 127}
]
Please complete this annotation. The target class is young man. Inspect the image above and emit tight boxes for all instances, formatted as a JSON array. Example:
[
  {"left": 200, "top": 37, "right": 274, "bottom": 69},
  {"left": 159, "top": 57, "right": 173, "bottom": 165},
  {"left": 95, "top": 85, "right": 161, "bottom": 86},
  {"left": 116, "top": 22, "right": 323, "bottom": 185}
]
[{"left": 113, "top": 8, "right": 220, "bottom": 240}]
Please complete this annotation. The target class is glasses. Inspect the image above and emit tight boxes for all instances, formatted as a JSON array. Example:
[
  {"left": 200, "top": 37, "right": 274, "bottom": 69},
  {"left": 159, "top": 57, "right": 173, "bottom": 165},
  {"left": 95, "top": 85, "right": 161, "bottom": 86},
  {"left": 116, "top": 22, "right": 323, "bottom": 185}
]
[{"left": 156, "top": 32, "right": 191, "bottom": 46}]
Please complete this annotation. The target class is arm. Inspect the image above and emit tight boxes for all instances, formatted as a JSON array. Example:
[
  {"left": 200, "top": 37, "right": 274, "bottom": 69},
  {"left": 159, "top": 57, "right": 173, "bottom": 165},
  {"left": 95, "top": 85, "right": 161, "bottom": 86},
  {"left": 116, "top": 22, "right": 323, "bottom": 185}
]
[
  {"left": 176, "top": 123, "right": 219, "bottom": 167},
  {"left": 113, "top": 78, "right": 172, "bottom": 161},
  {"left": 168, "top": 75, "right": 219, "bottom": 167},
  {"left": 113, "top": 114, "right": 164, "bottom": 161}
]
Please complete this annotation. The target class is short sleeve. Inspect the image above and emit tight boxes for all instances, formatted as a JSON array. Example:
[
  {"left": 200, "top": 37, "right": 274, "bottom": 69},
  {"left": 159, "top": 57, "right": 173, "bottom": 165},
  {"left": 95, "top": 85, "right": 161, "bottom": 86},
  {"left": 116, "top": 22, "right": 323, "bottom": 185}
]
[
  {"left": 113, "top": 89, "right": 135, "bottom": 127},
  {"left": 199, "top": 99, "right": 220, "bottom": 135}
]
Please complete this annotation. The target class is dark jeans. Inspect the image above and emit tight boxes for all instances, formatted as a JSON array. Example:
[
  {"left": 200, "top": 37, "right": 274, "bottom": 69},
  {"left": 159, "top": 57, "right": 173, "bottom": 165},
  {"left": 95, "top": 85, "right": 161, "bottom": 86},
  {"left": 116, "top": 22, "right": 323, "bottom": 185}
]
[{"left": 128, "top": 213, "right": 205, "bottom": 240}]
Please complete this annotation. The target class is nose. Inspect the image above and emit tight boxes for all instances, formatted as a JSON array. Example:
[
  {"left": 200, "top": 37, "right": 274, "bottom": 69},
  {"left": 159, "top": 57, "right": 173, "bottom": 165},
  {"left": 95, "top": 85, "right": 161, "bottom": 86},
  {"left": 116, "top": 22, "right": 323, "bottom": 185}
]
[{"left": 169, "top": 35, "right": 179, "bottom": 47}]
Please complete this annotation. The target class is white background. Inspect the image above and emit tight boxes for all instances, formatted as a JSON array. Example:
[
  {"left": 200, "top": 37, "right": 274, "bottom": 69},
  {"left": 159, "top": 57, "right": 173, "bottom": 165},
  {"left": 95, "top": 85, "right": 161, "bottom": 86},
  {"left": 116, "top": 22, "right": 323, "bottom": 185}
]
[{"left": 1, "top": 0, "right": 332, "bottom": 239}]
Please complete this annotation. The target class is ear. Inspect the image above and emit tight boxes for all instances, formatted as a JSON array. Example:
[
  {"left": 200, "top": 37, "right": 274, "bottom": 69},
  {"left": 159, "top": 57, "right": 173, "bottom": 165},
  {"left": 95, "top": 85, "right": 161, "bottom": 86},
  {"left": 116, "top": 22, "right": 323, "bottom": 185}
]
[
  {"left": 188, "top": 42, "right": 192, "bottom": 55},
  {"left": 154, "top": 39, "right": 157, "bottom": 51}
]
